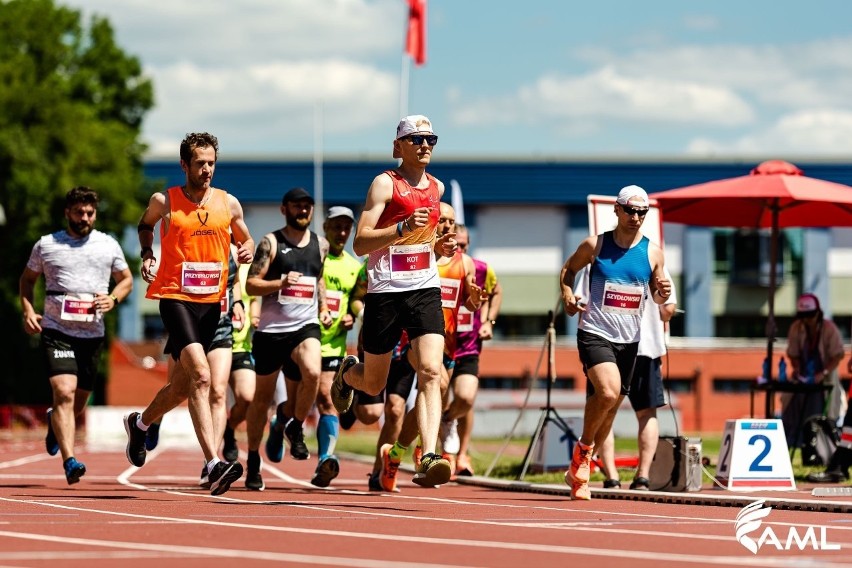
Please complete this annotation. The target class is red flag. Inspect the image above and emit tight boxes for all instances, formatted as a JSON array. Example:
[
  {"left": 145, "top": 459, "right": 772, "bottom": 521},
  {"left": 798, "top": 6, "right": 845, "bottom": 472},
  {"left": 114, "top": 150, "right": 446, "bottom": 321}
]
[{"left": 405, "top": 0, "right": 427, "bottom": 66}]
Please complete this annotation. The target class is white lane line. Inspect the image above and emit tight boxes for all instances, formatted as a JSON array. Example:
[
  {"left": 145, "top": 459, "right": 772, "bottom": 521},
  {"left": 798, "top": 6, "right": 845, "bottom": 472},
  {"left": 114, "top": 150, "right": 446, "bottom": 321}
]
[
  {"left": 114, "top": 457, "right": 852, "bottom": 539},
  {"left": 4, "top": 497, "right": 849, "bottom": 567},
  {"left": 0, "top": 454, "right": 54, "bottom": 469},
  {"left": 0, "top": 530, "right": 471, "bottom": 567}
]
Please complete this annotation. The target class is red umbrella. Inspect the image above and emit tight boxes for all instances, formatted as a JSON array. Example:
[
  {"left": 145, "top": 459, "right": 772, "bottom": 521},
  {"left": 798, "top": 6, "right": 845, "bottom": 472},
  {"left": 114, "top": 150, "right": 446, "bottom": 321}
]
[{"left": 649, "top": 160, "right": 852, "bottom": 380}]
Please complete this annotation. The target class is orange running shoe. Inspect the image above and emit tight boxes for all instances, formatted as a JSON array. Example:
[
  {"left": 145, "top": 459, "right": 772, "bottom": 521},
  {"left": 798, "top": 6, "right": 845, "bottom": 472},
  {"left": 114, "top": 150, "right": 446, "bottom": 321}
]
[
  {"left": 413, "top": 444, "right": 423, "bottom": 469},
  {"left": 564, "top": 442, "right": 594, "bottom": 501},
  {"left": 379, "top": 443, "right": 401, "bottom": 493}
]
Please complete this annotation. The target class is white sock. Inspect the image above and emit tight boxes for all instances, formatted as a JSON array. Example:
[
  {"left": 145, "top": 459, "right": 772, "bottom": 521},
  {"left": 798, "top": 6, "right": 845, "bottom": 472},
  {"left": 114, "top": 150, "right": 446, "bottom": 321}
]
[
  {"left": 135, "top": 416, "right": 149, "bottom": 432},
  {"left": 206, "top": 457, "right": 220, "bottom": 474}
]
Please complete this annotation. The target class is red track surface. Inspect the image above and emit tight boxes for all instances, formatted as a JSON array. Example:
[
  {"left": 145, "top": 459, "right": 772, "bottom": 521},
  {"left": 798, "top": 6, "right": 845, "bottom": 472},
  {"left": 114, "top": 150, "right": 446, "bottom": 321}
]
[{"left": 2, "top": 438, "right": 852, "bottom": 567}]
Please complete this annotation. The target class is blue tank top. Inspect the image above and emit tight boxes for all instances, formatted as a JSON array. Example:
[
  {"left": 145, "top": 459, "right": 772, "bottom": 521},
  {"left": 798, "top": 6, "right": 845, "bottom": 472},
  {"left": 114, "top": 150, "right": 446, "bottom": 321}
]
[{"left": 578, "top": 231, "right": 652, "bottom": 344}]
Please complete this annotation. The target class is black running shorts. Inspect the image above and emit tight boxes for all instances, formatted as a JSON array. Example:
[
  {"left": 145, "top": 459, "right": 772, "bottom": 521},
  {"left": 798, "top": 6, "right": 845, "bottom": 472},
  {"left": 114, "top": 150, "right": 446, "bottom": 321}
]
[
  {"left": 40, "top": 328, "right": 104, "bottom": 391},
  {"left": 577, "top": 329, "right": 638, "bottom": 397},
  {"left": 362, "top": 287, "right": 444, "bottom": 355}
]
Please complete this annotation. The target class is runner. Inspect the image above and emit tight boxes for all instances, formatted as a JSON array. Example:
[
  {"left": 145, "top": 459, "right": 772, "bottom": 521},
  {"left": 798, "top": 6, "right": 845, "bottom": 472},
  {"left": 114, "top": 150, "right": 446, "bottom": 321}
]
[
  {"left": 243, "top": 187, "right": 332, "bottom": 491},
  {"left": 559, "top": 185, "right": 671, "bottom": 500},
  {"left": 330, "top": 115, "right": 459, "bottom": 487},
  {"left": 124, "top": 132, "right": 254, "bottom": 496},
  {"left": 20, "top": 186, "right": 132, "bottom": 485}
]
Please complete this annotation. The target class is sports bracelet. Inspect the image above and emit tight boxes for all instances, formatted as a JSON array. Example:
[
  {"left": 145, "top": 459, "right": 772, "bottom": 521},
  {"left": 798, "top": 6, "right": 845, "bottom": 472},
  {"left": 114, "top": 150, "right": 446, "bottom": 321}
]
[
  {"left": 396, "top": 221, "right": 404, "bottom": 237},
  {"left": 109, "top": 294, "right": 119, "bottom": 305}
]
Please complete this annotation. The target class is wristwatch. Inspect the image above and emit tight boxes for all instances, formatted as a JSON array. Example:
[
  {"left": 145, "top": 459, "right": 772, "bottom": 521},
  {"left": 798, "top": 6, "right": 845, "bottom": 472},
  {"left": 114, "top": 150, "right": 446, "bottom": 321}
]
[{"left": 489, "top": 319, "right": 497, "bottom": 325}]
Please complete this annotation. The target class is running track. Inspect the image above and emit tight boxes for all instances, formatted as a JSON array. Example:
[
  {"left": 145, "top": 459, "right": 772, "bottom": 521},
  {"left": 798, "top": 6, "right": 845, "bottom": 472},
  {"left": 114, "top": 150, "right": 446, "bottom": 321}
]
[{"left": 1, "top": 439, "right": 851, "bottom": 567}]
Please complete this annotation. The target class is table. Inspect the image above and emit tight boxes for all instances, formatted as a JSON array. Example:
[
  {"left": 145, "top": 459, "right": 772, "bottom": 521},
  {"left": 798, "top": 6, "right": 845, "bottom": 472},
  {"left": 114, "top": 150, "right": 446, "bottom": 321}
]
[{"left": 749, "top": 381, "right": 832, "bottom": 419}]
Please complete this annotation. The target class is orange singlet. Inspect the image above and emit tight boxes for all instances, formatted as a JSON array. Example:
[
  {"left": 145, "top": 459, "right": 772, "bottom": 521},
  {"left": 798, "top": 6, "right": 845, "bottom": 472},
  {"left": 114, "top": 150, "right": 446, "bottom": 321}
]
[
  {"left": 437, "top": 250, "right": 466, "bottom": 358},
  {"left": 146, "top": 186, "right": 232, "bottom": 303}
]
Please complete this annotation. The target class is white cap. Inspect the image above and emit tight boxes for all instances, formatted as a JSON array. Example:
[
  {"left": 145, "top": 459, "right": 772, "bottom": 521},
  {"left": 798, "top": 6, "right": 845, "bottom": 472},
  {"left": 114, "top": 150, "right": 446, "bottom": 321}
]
[
  {"left": 327, "top": 206, "right": 354, "bottom": 221},
  {"left": 396, "top": 114, "right": 434, "bottom": 139},
  {"left": 616, "top": 185, "right": 650, "bottom": 207}
]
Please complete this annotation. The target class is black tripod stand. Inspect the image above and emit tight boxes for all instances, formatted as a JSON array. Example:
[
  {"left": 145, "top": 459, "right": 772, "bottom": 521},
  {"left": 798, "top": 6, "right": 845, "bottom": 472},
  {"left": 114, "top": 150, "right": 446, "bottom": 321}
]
[{"left": 517, "top": 309, "right": 580, "bottom": 480}]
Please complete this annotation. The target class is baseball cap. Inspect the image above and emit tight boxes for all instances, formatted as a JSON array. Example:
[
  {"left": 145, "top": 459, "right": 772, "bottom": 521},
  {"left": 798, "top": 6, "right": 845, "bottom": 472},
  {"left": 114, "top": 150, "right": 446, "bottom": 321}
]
[
  {"left": 327, "top": 206, "right": 354, "bottom": 221},
  {"left": 616, "top": 185, "right": 650, "bottom": 208},
  {"left": 796, "top": 293, "right": 820, "bottom": 318},
  {"left": 282, "top": 187, "right": 314, "bottom": 205},
  {"left": 396, "top": 114, "right": 434, "bottom": 139}
]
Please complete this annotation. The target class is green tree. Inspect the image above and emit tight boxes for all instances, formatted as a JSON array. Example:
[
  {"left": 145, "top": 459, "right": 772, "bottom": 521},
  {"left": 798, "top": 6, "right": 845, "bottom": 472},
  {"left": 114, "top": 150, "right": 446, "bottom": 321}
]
[{"left": 0, "top": 0, "right": 154, "bottom": 404}]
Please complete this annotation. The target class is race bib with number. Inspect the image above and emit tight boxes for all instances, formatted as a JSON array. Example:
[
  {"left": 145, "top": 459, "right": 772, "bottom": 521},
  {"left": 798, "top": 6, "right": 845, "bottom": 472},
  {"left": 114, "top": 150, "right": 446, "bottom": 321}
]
[
  {"left": 60, "top": 292, "right": 96, "bottom": 322},
  {"left": 601, "top": 281, "right": 644, "bottom": 316},
  {"left": 181, "top": 261, "right": 223, "bottom": 294},
  {"left": 440, "top": 277, "right": 461, "bottom": 309},
  {"left": 389, "top": 244, "right": 432, "bottom": 280},
  {"left": 457, "top": 306, "right": 474, "bottom": 332},
  {"left": 279, "top": 275, "right": 317, "bottom": 305},
  {"left": 325, "top": 289, "right": 343, "bottom": 318}
]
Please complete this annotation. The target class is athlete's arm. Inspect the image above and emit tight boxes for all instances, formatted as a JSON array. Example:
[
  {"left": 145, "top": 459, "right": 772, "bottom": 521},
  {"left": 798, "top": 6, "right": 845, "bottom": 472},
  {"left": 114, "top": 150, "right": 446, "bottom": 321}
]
[
  {"left": 138, "top": 191, "right": 167, "bottom": 283},
  {"left": 560, "top": 236, "right": 597, "bottom": 316},
  {"left": 228, "top": 194, "right": 255, "bottom": 265},
  {"left": 245, "top": 234, "right": 281, "bottom": 297},
  {"left": 353, "top": 174, "right": 399, "bottom": 256},
  {"left": 648, "top": 243, "right": 671, "bottom": 305},
  {"left": 19, "top": 265, "right": 43, "bottom": 335}
]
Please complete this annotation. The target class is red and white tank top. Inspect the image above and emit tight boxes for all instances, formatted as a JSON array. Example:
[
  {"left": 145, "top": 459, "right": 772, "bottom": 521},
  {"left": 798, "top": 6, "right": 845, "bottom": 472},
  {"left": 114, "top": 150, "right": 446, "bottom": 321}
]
[{"left": 366, "top": 170, "right": 440, "bottom": 293}]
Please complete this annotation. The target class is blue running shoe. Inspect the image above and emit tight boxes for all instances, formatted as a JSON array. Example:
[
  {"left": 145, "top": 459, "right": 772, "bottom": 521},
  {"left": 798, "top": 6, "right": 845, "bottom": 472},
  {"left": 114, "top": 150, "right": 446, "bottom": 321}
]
[
  {"left": 45, "top": 408, "right": 59, "bottom": 456},
  {"left": 265, "top": 416, "right": 284, "bottom": 463},
  {"left": 145, "top": 421, "right": 160, "bottom": 451},
  {"left": 64, "top": 457, "right": 86, "bottom": 485}
]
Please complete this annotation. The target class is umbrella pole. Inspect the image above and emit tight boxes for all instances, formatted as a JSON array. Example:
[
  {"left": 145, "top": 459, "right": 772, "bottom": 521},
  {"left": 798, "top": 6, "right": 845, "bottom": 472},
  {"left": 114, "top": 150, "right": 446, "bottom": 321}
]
[{"left": 764, "top": 204, "right": 779, "bottom": 417}]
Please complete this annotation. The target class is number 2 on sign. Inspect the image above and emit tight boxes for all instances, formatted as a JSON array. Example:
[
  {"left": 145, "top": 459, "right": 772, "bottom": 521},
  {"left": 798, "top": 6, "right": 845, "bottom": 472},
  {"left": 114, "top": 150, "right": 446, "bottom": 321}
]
[
  {"left": 718, "top": 431, "right": 732, "bottom": 475},
  {"left": 748, "top": 434, "right": 772, "bottom": 471}
]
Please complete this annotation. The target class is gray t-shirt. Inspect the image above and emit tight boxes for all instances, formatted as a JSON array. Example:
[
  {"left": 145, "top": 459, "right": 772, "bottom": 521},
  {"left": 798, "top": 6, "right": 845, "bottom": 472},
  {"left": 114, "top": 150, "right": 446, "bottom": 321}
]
[{"left": 26, "top": 229, "right": 129, "bottom": 338}]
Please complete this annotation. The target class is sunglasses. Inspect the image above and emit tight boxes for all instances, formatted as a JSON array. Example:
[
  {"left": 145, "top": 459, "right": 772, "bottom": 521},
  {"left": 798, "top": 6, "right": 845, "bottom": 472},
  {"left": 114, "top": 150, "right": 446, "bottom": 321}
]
[
  {"left": 620, "top": 205, "right": 649, "bottom": 217},
  {"left": 404, "top": 134, "right": 438, "bottom": 146}
]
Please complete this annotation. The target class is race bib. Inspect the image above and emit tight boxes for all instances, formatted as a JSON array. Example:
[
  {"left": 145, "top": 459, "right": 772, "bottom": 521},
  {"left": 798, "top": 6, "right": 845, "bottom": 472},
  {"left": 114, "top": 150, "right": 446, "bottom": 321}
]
[
  {"left": 220, "top": 295, "right": 229, "bottom": 316},
  {"left": 457, "top": 306, "right": 474, "bottom": 332},
  {"left": 181, "top": 262, "right": 223, "bottom": 294},
  {"left": 440, "top": 277, "right": 461, "bottom": 309},
  {"left": 326, "top": 289, "right": 344, "bottom": 319},
  {"left": 279, "top": 275, "right": 317, "bottom": 305},
  {"left": 60, "top": 292, "right": 96, "bottom": 322},
  {"left": 602, "top": 281, "right": 644, "bottom": 316},
  {"left": 389, "top": 244, "right": 432, "bottom": 280}
]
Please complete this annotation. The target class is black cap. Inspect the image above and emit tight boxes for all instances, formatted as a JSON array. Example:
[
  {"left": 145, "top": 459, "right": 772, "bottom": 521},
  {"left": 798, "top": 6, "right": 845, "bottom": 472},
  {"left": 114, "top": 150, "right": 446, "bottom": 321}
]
[{"left": 282, "top": 187, "right": 314, "bottom": 205}]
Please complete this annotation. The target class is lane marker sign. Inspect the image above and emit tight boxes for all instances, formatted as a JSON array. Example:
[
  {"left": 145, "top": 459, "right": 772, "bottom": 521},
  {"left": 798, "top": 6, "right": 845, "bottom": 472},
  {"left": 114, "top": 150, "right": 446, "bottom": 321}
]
[{"left": 716, "top": 419, "right": 796, "bottom": 491}]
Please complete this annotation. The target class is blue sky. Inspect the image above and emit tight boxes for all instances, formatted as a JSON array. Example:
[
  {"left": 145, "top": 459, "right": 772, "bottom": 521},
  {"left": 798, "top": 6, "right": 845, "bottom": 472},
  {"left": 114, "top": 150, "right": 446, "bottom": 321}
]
[{"left": 64, "top": 0, "right": 852, "bottom": 160}]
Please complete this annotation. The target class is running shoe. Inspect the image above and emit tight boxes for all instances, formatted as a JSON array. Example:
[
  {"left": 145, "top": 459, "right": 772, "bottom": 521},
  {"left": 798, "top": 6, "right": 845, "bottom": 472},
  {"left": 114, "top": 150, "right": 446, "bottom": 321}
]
[
  {"left": 45, "top": 408, "right": 59, "bottom": 456},
  {"left": 603, "top": 478, "right": 622, "bottom": 489},
  {"left": 379, "top": 443, "right": 401, "bottom": 492},
  {"left": 310, "top": 455, "right": 340, "bottom": 488},
  {"left": 564, "top": 442, "right": 594, "bottom": 500},
  {"left": 63, "top": 457, "right": 86, "bottom": 485},
  {"left": 222, "top": 425, "right": 238, "bottom": 462},
  {"left": 412, "top": 452, "right": 451, "bottom": 487},
  {"left": 439, "top": 417, "right": 460, "bottom": 455},
  {"left": 284, "top": 419, "right": 310, "bottom": 460},
  {"left": 208, "top": 461, "right": 243, "bottom": 496},
  {"left": 367, "top": 472, "right": 382, "bottom": 491},
  {"left": 144, "top": 421, "right": 160, "bottom": 451},
  {"left": 330, "top": 355, "right": 358, "bottom": 414},
  {"left": 199, "top": 463, "right": 211, "bottom": 489},
  {"left": 245, "top": 452, "right": 265, "bottom": 491},
  {"left": 123, "top": 412, "right": 147, "bottom": 467},
  {"left": 629, "top": 476, "right": 650, "bottom": 491},
  {"left": 265, "top": 416, "right": 285, "bottom": 463}
]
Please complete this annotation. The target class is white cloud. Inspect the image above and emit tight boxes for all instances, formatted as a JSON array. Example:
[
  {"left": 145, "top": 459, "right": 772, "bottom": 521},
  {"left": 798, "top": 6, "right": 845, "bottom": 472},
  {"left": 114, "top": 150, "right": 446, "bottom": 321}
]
[
  {"left": 453, "top": 66, "right": 753, "bottom": 130},
  {"left": 686, "top": 109, "right": 852, "bottom": 155}
]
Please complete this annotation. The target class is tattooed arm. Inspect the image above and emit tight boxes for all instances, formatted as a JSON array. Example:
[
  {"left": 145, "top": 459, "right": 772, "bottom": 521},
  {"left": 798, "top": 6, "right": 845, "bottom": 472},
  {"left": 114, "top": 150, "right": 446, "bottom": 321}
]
[{"left": 244, "top": 233, "right": 281, "bottom": 297}]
